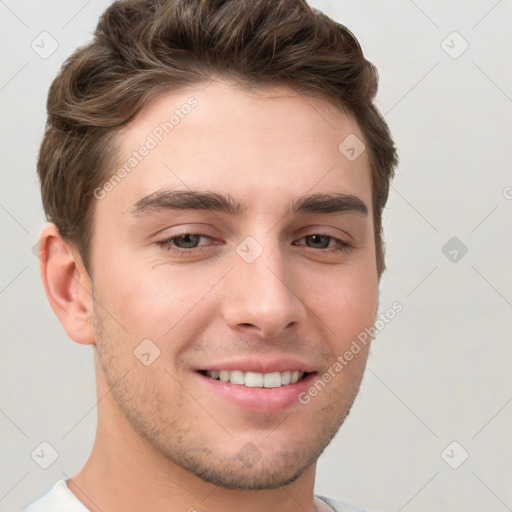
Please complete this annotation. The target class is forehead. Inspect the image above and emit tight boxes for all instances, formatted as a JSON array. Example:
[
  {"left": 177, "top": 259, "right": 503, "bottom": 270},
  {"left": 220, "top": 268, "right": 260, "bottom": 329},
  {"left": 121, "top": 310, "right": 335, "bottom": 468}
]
[{"left": 101, "top": 80, "right": 372, "bottom": 216}]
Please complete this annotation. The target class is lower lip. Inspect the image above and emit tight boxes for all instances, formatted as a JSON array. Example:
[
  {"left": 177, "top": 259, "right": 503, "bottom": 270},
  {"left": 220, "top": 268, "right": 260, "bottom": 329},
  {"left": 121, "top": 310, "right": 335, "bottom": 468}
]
[{"left": 196, "top": 372, "right": 317, "bottom": 413}]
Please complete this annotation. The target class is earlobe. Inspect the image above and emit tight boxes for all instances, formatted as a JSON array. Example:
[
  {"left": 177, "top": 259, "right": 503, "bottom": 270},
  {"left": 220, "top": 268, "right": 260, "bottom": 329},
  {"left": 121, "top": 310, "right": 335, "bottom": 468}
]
[{"left": 38, "top": 224, "right": 96, "bottom": 345}]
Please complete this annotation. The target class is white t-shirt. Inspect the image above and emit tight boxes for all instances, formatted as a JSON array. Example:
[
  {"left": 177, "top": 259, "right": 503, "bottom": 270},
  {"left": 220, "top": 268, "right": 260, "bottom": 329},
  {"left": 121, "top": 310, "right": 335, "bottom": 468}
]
[{"left": 20, "top": 480, "right": 370, "bottom": 512}]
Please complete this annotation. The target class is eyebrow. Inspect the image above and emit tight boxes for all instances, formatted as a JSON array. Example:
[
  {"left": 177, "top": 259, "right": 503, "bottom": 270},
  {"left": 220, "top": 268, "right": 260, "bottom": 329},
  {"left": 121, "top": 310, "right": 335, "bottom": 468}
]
[{"left": 130, "top": 190, "right": 368, "bottom": 218}]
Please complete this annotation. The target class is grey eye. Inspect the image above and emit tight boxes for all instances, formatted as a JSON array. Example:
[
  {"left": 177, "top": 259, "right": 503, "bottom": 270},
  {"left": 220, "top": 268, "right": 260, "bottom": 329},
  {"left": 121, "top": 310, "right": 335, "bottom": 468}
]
[
  {"left": 304, "top": 235, "right": 332, "bottom": 249},
  {"left": 172, "top": 234, "right": 203, "bottom": 248}
]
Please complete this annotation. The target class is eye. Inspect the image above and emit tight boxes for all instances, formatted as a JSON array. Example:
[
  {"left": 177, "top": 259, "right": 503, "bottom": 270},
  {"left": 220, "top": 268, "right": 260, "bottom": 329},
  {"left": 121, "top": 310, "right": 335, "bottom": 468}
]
[
  {"left": 296, "top": 234, "right": 352, "bottom": 252},
  {"left": 156, "top": 233, "right": 213, "bottom": 252},
  {"left": 155, "top": 232, "right": 351, "bottom": 256}
]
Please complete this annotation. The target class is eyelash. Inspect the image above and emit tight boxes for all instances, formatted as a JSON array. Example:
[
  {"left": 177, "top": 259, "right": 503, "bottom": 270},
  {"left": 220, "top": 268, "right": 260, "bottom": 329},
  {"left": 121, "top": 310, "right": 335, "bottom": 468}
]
[{"left": 155, "top": 233, "right": 352, "bottom": 255}]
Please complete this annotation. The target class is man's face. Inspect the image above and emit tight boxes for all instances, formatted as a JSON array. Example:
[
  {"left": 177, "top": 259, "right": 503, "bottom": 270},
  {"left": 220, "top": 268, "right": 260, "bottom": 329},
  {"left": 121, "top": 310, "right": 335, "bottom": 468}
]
[{"left": 89, "top": 80, "right": 378, "bottom": 489}]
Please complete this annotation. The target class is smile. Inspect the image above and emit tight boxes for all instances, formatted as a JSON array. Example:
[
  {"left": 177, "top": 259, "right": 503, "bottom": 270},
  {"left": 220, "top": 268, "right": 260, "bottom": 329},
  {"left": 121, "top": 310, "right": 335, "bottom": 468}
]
[{"left": 202, "top": 370, "right": 309, "bottom": 388}]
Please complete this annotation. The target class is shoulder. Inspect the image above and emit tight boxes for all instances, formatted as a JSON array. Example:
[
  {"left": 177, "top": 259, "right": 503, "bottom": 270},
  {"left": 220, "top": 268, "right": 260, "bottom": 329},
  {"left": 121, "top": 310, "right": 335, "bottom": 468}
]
[
  {"left": 18, "top": 480, "right": 89, "bottom": 512},
  {"left": 315, "top": 494, "right": 373, "bottom": 512}
]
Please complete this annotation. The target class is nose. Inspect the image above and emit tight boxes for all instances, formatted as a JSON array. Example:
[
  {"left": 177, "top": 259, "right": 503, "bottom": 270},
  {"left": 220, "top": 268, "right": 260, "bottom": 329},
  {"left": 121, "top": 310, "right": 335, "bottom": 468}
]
[{"left": 221, "top": 240, "right": 305, "bottom": 339}]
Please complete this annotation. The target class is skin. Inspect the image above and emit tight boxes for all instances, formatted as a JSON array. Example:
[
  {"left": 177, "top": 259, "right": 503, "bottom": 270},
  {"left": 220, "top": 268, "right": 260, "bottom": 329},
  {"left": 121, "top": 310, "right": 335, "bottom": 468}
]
[{"left": 40, "top": 79, "right": 379, "bottom": 512}]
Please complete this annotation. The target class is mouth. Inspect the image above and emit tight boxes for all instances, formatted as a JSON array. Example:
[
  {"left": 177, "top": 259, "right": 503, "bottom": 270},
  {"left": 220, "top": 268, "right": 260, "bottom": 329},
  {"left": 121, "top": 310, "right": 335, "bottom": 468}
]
[
  {"left": 198, "top": 369, "right": 312, "bottom": 388},
  {"left": 195, "top": 365, "right": 317, "bottom": 413}
]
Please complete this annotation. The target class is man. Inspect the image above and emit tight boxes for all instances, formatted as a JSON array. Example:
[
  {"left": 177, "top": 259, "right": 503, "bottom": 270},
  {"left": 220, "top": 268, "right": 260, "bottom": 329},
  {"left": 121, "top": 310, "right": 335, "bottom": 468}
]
[{"left": 23, "top": 0, "right": 397, "bottom": 510}]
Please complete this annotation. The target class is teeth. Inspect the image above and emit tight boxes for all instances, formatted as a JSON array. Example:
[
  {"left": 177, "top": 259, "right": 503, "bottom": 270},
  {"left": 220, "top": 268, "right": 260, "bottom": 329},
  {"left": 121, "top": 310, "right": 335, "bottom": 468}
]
[
  {"left": 205, "top": 370, "right": 306, "bottom": 388},
  {"left": 245, "top": 372, "right": 263, "bottom": 387},
  {"left": 230, "top": 370, "right": 245, "bottom": 385},
  {"left": 263, "top": 372, "right": 282, "bottom": 388}
]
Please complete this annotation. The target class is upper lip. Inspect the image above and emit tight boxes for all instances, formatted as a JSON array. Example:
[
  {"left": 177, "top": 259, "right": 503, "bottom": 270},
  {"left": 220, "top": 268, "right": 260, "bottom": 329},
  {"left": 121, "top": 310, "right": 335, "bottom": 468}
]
[{"left": 196, "top": 356, "right": 316, "bottom": 374}]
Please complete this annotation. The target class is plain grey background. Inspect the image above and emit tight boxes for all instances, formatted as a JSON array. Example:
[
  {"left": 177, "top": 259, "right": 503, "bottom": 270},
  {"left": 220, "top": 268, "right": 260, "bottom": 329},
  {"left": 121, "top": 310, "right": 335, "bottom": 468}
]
[{"left": 1, "top": 1, "right": 511, "bottom": 511}]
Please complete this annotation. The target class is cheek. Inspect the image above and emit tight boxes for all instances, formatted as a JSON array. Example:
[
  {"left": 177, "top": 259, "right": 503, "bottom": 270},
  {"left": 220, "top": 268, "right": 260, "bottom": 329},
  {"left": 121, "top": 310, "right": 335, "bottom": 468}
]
[
  {"left": 94, "top": 252, "right": 223, "bottom": 346},
  {"left": 308, "top": 266, "right": 378, "bottom": 349}
]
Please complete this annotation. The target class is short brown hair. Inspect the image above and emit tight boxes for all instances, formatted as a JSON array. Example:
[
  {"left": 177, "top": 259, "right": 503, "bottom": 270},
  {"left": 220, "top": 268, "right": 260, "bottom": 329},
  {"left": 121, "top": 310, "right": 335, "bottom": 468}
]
[{"left": 38, "top": 0, "right": 398, "bottom": 276}]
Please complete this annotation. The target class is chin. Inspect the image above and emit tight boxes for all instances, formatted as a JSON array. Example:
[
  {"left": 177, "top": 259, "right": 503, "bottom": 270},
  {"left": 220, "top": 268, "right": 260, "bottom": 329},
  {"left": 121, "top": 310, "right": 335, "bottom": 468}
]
[
  {"left": 179, "top": 449, "right": 317, "bottom": 490},
  {"left": 157, "top": 409, "right": 348, "bottom": 491}
]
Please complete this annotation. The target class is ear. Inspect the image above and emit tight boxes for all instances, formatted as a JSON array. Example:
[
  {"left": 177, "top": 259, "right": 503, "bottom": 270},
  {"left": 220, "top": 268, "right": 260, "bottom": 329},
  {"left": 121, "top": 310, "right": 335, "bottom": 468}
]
[{"left": 38, "top": 223, "right": 96, "bottom": 345}]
